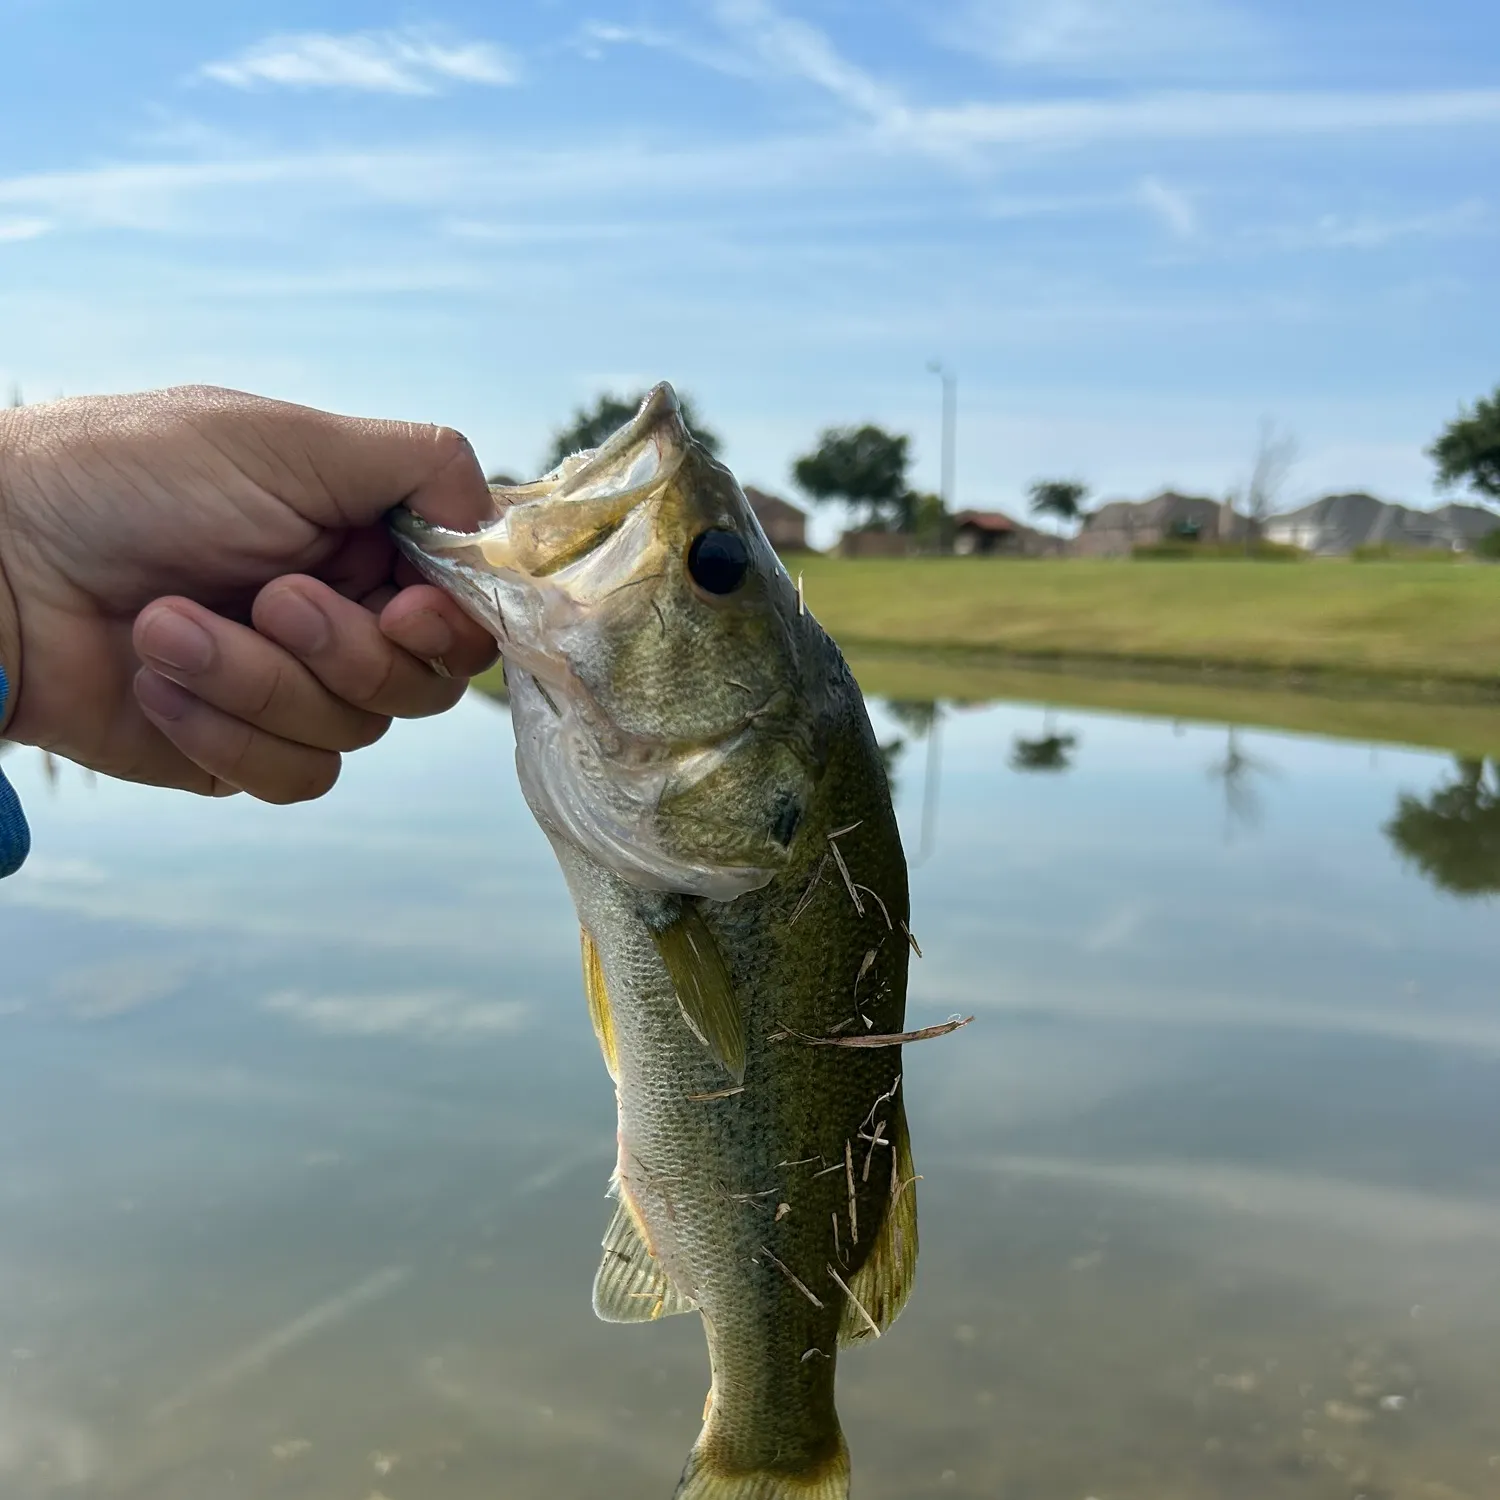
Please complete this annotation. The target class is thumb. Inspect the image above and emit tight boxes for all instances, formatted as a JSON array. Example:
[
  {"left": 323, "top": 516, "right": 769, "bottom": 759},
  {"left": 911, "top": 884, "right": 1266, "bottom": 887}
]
[{"left": 183, "top": 387, "right": 497, "bottom": 533}]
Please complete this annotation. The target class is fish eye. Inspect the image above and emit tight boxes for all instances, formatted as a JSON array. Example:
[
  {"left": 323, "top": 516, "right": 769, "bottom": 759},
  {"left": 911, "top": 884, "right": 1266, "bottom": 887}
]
[{"left": 687, "top": 529, "right": 751, "bottom": 596}]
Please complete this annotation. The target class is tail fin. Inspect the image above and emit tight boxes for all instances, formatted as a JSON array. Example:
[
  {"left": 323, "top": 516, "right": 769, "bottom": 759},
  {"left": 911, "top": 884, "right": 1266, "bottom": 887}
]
[{"left": 674, "top": 1438, "right": 850, "bottom": 1499}]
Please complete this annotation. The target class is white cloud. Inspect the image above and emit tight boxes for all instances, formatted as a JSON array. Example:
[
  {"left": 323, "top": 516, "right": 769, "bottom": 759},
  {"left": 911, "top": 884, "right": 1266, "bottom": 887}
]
[
  {"left": 572, "top": 19, "right": 757, "bottom": 78},
  {"left": 200, "top": 28, "right": 517, "bottom": 96},
  {"left": 946, "top": 0, "right": 1263, "bottom": 76},
  {"left": 263, "top": 988, "right": 531, "bottom": 1039},
  {"left": 1138, "top": 174, "right": 1197, "bottom": 237},
  {"left": 711, "top": 0, "right": 908, "bottom": 126},
  {"left": 905, "top": 87, "right": 1500, "bottom": 153},
  {"left": 0, "top": 217, "right": 50, "bottom": 242},
  {"left": 1253, "top": 198, "right": 1490, "bottom": 253}
]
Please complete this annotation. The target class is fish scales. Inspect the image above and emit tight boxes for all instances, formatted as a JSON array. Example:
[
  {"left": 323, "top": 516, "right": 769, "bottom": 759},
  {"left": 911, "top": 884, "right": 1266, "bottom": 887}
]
[{"left": 392, "top": 384, "right": 917, "bottom": 1500}]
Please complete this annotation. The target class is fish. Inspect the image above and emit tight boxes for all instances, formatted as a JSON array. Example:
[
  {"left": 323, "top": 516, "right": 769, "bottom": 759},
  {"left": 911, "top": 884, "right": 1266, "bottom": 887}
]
[{"left": 391, "top": 384, "right": 917, "bottom": 1499}]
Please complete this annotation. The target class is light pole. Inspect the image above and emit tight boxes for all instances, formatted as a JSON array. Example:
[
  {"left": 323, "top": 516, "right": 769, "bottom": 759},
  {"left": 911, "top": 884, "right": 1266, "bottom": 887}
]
[{"left": 926, "top": 359, "right": 956, "bottom": 513}]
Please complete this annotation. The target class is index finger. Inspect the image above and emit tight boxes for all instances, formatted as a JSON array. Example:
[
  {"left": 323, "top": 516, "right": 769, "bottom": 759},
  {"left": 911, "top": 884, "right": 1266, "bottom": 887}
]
[{"left": 174, "top": 387, "right": 500, "bottom": 532}]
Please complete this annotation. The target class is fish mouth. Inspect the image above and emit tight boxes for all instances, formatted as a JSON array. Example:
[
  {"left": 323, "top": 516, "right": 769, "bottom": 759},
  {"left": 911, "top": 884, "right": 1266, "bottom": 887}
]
[
  {"left": 389, "top": 384, "right": 783, "bottom": 900},
  {"left": 390, "top": 383, "right": 687, "bottom": 583}
]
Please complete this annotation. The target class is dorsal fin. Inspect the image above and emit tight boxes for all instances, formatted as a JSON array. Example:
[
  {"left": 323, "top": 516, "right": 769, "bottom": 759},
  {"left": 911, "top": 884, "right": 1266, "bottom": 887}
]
[
  {"left": 648, "top": 905, "right": 746, "bottom": 1083},
  {"left": 593, "top": 1202, "right": 696, "bottom": 1323},
  {"left": 838, "top": 1097, "right": 918, "bottom": 1345}
]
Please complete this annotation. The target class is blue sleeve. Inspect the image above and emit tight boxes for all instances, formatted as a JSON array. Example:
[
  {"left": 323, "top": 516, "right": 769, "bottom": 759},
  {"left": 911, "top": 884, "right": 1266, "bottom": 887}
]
[{"left": 0, "top": 665, "right": 31, "bottom": 878}]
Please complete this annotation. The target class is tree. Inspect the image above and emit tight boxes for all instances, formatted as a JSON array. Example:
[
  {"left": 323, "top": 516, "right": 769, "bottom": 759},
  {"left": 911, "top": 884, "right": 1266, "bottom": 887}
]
[
  {"left": 545, "top": 391, "right": 721, "bottom": 471},
  {"left": 910, "top": 492, "right": 949, "bottom": 552},
  {"left": 1027, "top": 479, "right": 1089, "bottom": 534},
  {"left": 1242, "top": 418, "right": 1299, "bottom": 552},
  {"left": 1385, "top": 758, "right": 1500, "bottom": 896},
  {"left": 1429, "top": 386, "right": 1500, "bottom": 502},
  {"left": 793, "top": 424, "right": 913, "bottom": 532}
]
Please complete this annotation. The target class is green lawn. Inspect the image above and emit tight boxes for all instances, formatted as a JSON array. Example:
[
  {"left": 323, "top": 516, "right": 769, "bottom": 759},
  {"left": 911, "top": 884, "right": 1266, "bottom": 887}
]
[{"left": 793, "top": 556, "right": 1500, "bottom": 689}]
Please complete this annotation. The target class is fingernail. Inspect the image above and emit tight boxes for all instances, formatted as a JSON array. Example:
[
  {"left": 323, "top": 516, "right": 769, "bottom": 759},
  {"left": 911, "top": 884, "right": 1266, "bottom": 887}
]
[
  {"left": 140, "top": 610, "right": 213, "bottom": 674},
  {"left": 399, "top": 609, "right": 456, "bottom": 660},
  {"left": 266, "top": 591, "right": 331, "bottom": 656},
  {"left": 136, "top": 670, "right": 194, "bottom": 723}
]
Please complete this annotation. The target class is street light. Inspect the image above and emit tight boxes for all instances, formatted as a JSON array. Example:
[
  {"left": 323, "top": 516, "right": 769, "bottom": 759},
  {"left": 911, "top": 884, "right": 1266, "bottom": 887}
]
[
  {"left": 917, "top": 360, "right": 956, "bottom": 865},
  {"left": 926, "top": 359, "right": 956, "bottom": 512}
]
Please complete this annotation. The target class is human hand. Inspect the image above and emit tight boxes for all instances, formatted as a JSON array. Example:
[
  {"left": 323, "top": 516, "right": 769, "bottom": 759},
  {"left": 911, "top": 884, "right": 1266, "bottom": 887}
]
[{"left": 0, "top": 386, "right": 500, "bottom": 802}]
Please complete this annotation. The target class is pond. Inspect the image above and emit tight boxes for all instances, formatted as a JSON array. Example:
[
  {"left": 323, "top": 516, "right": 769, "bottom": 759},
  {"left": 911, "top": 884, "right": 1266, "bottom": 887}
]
[{"left": 2, "top": 683, "right": 1498, "bottom": 1499}]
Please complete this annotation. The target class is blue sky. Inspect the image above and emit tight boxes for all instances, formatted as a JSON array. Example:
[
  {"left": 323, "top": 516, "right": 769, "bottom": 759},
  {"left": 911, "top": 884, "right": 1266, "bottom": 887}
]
[{"left": 1, "top": 1, "right": 1496, "bottom": 540}]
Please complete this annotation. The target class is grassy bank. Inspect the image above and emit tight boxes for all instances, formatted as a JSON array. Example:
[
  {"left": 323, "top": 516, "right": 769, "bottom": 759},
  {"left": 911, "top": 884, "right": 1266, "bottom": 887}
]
[
  {"left": 842, "top": 647, "right": 1500, "bottom": 759},
  {"left": 794, "top": 556, "right": 1500, "bottom": 691}
]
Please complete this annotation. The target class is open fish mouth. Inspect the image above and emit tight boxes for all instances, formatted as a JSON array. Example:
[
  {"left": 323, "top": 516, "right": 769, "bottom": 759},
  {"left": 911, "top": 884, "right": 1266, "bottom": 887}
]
[
  {"left": 388, "top": 384, "right": 792, "bottom": 901},
  {"left": 390, "top": 384, "right": 683, "bottom": 591}
]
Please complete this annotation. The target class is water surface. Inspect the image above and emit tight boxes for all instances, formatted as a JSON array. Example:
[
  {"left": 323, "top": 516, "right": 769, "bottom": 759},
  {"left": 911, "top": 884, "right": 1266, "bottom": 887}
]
[{"left": 2, "top": 689, "right": 1498, "bottom": 1499}]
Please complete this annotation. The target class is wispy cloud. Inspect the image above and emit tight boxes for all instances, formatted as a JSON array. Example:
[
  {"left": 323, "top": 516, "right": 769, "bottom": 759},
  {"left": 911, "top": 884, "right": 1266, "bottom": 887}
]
[
  {"left": 0, "top": 216, "right": 50, "bottom": 242},
  {"left": 1252, "top": 198, "right": 1490, "bottom": 253},
  {"left": 945, "top": 0, "right": 1264, "bottom": 77},
  {"left": 710, "top": 0, "right": 908, "bottom": 125},
  {"left": 200, "top": 28, "right": 518, "bottom": 95},
  {"left": 264, "top": 988, "right": 531, "bottom": 1039},
  {"left": 572, "top": 19, "right": 756, "bottom": 79},
  {"left": 1138, "top": 175, "right": 1197, "bottom": 237},
  {"left": 906, "top": 87, "right": 1500, "bottom": 152}
]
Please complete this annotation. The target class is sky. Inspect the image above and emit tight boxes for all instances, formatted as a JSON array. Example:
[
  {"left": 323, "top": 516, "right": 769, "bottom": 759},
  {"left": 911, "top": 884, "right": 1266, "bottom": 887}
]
[{"left": 1, "top": 0, "right": 1496, "bottom": 543}]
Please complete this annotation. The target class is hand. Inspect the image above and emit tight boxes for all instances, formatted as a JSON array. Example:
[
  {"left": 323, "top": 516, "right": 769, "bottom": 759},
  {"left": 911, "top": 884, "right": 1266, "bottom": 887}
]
[{"left": 0, "top": 386, "right": 499, "bottom": 802}]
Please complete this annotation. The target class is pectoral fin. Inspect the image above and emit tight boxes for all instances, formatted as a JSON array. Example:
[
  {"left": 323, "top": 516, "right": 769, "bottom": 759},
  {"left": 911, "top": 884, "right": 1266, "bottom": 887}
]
[
  {"left": 593, "top": 1202, "right": 696, "bottom": 1323},
  {"left": 580, "top": 927, "right": 620, "bottom": 1081},
  {"left": 838, "top": 1098, "right": 919, "bottom": 1345},
  {"left": 649, "top": 906, "right": 746, "bottom": 1083}
]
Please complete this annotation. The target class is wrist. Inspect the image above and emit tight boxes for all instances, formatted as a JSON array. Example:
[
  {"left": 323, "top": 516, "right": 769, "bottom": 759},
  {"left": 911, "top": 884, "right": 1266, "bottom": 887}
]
[{"left": 0, "top": 406, "right": 20, "bottom": 737}]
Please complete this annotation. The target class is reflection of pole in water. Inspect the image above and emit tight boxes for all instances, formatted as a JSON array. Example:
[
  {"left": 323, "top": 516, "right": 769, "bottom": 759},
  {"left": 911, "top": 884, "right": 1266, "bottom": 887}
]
[{"left": 918, "top": 709, "right": 942, "bottom": 864}]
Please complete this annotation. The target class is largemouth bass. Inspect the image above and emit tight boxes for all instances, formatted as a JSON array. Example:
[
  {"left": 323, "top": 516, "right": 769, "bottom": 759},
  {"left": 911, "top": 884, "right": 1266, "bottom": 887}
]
[{"left": 392, "top": 385, "right": 917, "bottom": 1499}]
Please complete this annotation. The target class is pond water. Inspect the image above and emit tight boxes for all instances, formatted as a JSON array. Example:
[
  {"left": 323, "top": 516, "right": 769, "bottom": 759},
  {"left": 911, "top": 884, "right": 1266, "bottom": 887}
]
[{"left": 2, "top": 688, "right": 1498, "bottom": 1500}]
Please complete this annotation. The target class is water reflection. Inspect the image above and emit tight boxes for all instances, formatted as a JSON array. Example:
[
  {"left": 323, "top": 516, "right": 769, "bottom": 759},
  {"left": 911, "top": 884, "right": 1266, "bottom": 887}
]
[
  {"left": 1386, "top": 757, "right": 1500, "bottom": 897},
  {"left": 2, "top": 689, "right": 1500, "bottom": 1498},
  {"left": 1205, "top": 726, "right": 1277, "bottom": 841}
]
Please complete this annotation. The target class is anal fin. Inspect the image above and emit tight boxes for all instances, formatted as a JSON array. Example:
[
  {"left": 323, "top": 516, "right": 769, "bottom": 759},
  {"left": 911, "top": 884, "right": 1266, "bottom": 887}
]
[
  {"left": 593, "top": 1202, "right": 696, "bottom": 1324},
  {"left": 648, "top": 904, "right": 746, "bottom": 1083},
  {"left": 838, "top": 1097, "right": 918, "bottom": 1346}
]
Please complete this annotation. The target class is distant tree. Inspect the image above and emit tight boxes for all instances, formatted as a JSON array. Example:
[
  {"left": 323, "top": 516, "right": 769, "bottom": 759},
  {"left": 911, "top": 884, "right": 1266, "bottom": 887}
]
[
  {"left": 793, "top": 424, "right": 913, "bottom": 532},
  {"left": 7, "top": 385, "right": 21, "bottom": 409},
  {"left": 545, "top": 391, "right": 721, "bottom": 471},
  {"left": 910, "top": 492, "right": 949, "bottom": 551},
  {"left": 1385, "top": 757, "right": 1500, "bottom": 896},
  {"left": 1027, "top": 479, "right": 1089, "bottom": 533},
  {"left": 1242, "top": 418, "right": 1299, "bottom": 553},
  {"left": 1429, "top": 386, "right": 1500, "bottom": 502}
]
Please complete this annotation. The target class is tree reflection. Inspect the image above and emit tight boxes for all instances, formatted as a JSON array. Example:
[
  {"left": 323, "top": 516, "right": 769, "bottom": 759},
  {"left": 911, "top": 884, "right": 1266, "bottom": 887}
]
[
  {"left": 1206, "top": 727, "right": 1275, "bottom": 842},
  {"left": 1385, "top": 757, "right": 1500, "bottom": 897},
  {"left": 1010, "top": 709, "right": 1078, "bottom": 773}
]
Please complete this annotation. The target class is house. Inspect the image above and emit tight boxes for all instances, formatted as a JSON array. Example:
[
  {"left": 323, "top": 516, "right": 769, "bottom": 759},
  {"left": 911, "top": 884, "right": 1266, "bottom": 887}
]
[
  {"left": 744, "top": 487, "right": 809, "bottom": 553},
  {"left": 952, "top": 510, "right": 1018, "bottom": 555},
  {"left": 952, "top": 509, "right": 1068, "bottom": 557},
  {"left": 1265, "top": 494, "right": 1500, "bottom": 555},
  {"left": 1074, "top": 492, "right": 1242, "bottom": 557},
  {"left": 838, "top": 529, "right": 917, "bottom": 559}
]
